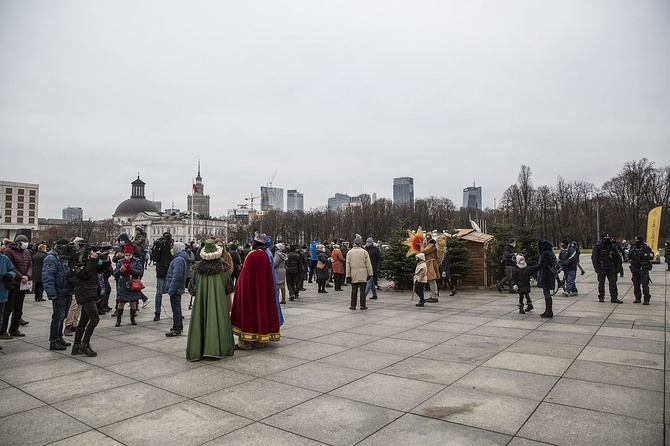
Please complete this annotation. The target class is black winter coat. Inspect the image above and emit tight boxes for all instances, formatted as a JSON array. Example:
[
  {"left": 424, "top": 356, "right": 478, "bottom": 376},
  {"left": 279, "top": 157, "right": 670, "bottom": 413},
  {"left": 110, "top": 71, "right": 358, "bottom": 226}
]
[
  {"left": 511, "top": 265, "right": 540, "bottom": 293},
  {"left": 71, "top": 258, "right": 109, "bottom": 304},
  {"left": 537, "top": 240, "right": 556, "bottom": 289}
]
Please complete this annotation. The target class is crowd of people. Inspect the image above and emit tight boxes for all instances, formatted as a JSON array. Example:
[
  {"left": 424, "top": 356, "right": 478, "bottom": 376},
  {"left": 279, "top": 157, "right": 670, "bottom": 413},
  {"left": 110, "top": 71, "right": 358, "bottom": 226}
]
[{"left": 0, "top": 228, "right": 666, "bottom": 356}]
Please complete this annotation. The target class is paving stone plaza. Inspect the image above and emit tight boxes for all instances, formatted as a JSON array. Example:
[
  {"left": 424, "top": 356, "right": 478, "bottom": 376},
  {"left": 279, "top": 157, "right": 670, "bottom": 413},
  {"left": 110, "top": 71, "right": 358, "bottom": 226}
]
[{"left": 0, "top": 259, "right": 667, "bottom": 446}]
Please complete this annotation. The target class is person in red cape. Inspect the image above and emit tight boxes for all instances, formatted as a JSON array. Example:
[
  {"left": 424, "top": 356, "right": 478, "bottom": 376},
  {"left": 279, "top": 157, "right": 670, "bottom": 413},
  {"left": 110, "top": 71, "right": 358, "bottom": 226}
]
[{"left": 231, "top": 233, "right": 280, "bottom": 350}]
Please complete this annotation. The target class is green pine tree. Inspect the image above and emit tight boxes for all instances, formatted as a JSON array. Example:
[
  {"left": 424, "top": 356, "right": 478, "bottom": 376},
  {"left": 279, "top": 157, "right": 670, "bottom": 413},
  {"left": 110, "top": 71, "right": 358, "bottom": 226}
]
[
  {"left": 445, "top": 230, "right": 474, "bottom": 283},
  {"left": 380, "top": 228, "right": 416, "bottom": 291}
]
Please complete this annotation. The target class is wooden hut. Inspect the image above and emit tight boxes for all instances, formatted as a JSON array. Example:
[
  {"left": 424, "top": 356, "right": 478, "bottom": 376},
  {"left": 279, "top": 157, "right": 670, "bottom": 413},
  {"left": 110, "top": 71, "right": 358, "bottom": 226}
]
[{"left": 449, "top": 229, "right": 495, "bottom": 289}]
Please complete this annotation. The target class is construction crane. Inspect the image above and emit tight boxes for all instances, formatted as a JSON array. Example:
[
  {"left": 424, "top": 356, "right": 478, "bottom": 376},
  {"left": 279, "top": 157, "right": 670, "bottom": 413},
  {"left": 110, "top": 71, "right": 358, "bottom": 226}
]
[
  {"left": 268, "top": 170, "right": 277, "bottom": 188},
  {"left": 245, "top": 193, "right": 260, "bottom": 211}
]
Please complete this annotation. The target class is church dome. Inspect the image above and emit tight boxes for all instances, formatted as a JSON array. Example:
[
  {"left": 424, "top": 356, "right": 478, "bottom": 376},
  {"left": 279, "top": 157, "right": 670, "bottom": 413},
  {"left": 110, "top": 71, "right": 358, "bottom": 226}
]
[
  {"left": 113, "top": 175, "right": 158, "bottom": 216},
  {"left": 114, "top": 198, "right": 157, "bottom": 216}
]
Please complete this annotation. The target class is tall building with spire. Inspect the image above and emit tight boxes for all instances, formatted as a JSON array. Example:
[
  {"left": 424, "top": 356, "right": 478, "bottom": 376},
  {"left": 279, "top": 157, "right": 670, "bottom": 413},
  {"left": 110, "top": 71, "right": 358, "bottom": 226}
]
[{"left": 187, "top": 161, "right": 211, "bottom": 217}]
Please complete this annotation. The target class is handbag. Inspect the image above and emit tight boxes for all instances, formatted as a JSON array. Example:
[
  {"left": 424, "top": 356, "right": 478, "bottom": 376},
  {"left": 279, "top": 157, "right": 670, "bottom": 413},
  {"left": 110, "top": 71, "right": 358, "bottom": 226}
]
[
  {"left": 316, "top": 260, "right": 326, "bottom": 270},
  {"left": 131, "top": 278, "right": 145, "bottom": 291}
]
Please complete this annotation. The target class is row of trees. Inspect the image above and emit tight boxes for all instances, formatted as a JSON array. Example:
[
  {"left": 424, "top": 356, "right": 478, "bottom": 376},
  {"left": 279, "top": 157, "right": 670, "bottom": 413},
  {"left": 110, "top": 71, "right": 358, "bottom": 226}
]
[{"left": 231, "top": 158, "right": 668, "bottom": 253}]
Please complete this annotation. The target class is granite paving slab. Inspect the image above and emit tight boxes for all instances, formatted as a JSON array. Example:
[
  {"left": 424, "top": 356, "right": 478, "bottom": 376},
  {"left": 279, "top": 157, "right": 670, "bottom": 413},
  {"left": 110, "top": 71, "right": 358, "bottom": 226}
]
[
  {"left": 453, "top": 366, "right": 559, "bottom": 401},
  {"left": 379, "top": 357, "right": 476, "bottom": 385},
  {"left": 0, "top": 405, "right": 89, "bottom": 446},
  {"left": 358, "top": 337, "right": 436, "bottom": 355},
  {"left": 387, "top": 327, "right": 462, "bottom": 343},
  {"left": 205, "top": 422, "right": 325, "bottom": 445},
  {"left": 263, "top": 394, "right": 402, "bottom": 446},
  {"left": 106, "top": 352, "right": 204, "bottom": 380},
  {"left": 330, "top": 373, "right": 444, "bottom": 411},
  {"left": 503, "top": 340, "right": 584, "bottom": 359},
  {"left": 0, "top": 356, "right": 95, "bottom": 386},
  {"left": 267, "top": 361, "right": 370, "bottom": 393},
  {"left": 53, "top": 382, "right": 186, "bottom": 427},
  {"left": 413, "top": 386, "right": 540, "bottom": 435},
  {"left": 545, "top": 377, "right": 664, "bottom": 422},
  {"left": 483, "top": 352, "right": 573, "bottom": 376},
  {"left": 518, "top": 402, "right": 663, "bottom": 446},
  {"left": 416, "top": 344, "right": 499, "bottom": 365},
  {"left": 318, "top": 348, "right": 407, "bottom": 372},
  {"left": 48, "top": 431, "right": 124, "bottom": 446},
  {"left": 269, "top": 339, "right": 348, "bottom": 360},
  {"left": 197, "top": 378, "right": 320, "bottom": 420},
  {"left": 18, "top": 369, "right": 136, "bottom": 404},
  {"left": 0, "top": 386, "right": 45, "bottom": 418},
  {"left": 596, "top": 326, "right": 666, "bottom": 341},
  {"left": 578, "top": 346, "right": 664, "bottom": 369},
  {"left": 587, "top": 335, "right": 665, "bottom": 354},
  {"left": 146, "top": 363, "right": 254, "bottom": 398},
  {"left": 99, "top": 400, "right": 252, "bottom": 446},
  {"left": 357, "top": 413, "right": 512, "bottom": 446},
  {"left": 214, "top": 350, "right": 309, "bottom": 376},
  {"left": 564, "top": 359, "right": 664, "bottom": 391}
]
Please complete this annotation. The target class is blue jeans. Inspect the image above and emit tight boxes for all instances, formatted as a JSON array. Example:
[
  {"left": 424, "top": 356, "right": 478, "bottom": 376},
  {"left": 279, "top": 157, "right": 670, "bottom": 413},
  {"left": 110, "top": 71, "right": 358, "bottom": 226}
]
[
  {"left": 564, "top": 270, "right": 577, "bottom": 293},
  {"left": 365, "top": 277, "right": 377, "bottom": 298},
  {"left": 50, "top": 294, "right": 72, "bottom": 342},
  {"left": 155, "top": 277, "right": 166, "bottom": 313},
  {"left": 170, "top": 293, "right": 183, "bottom": 332}
]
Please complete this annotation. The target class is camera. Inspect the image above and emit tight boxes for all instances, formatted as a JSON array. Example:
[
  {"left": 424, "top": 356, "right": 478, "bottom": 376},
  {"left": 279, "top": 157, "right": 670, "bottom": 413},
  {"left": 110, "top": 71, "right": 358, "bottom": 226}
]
[{"left": 59, "top": 238, "right": 111, "bottom": 264}]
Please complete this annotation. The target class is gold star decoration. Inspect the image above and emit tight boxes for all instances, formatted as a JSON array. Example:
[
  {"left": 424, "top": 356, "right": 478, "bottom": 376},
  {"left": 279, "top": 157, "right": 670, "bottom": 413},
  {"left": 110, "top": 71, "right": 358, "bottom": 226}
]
[{"left": 402, "top": 226, "right": 425, "bottom": 257}]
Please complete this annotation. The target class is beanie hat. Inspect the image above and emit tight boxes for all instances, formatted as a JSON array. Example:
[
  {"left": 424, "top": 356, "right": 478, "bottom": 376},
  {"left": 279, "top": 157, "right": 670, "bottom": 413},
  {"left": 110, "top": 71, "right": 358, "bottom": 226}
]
[
  {"left": 366, "top": 237, "right": 374, "bottom": 246},
  {"left": 276, "top": 243, "right": 285, "bottom": 252},
  {"left": 265, "top": 236, "right": 273, "bottom": 248},
  {"left": 353, "top": 234, "right": 363, "bottom": 245},
  {"left": 601, "top": 231, "right": 610, "bottom": 239},
  {"left": 123, "top": 244, "right": 134, "bottom": 254},
  {"left": 416, "top": 253, "right": 425, "bottom": 261},
  {"left": 516, "top": 255, "right": 526, "bottom": 264},
  {"left": 317, "top": 244, "right": 325, "bottom": 252},
  {"left": 118, "top": 233, "right": 131, "bottom": 243},
  {"left": 15, "top": 235, "right": 29, "bottom": 243}
]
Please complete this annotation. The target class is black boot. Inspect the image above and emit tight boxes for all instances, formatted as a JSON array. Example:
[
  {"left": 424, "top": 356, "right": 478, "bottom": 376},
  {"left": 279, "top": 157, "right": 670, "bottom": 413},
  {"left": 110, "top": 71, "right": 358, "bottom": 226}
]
[
  {"left": 540, "top": 298, "right": 553, "bottom": 318},
  {"left": 518, "top": 304, "right": 525, "bottom": 314},
  {"left": 115, "top": 309, "right": 124, "bottom": 327},
  {"left": 153, "top": 312, "right": 160, "bottom": 321},
  {"left": 525, "top": 301, "right": 534, "bottom": 312},
  {"left": 643, "top": 296, "right": 650, "bottom": 305},
  {"left": 79, "top": 342, "right": 97, "bottom": 357},
  {"left": 71, "top": 343, "right": 81, "bottom": 355},
  {"left": 130, "top": 309, "right": 137, "bottom": 325}
]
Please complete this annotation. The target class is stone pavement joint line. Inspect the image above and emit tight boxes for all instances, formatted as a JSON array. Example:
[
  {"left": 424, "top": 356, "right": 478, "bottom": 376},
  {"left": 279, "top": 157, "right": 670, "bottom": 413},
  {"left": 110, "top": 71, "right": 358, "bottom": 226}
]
[{"left": 0, "top": 259, "right": 667, "bottom": 446}]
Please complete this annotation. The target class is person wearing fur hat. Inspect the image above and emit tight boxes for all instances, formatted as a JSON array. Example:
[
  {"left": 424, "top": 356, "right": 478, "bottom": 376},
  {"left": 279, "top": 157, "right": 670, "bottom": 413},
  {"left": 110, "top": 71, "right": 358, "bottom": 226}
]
[
  {"left": 414, "top": 253, "right": 428, "bottom": 307},
  {"left": 510, "top": 255, "right": 538, "bottom": 314},
  {"left": 186, "top": 239, "right": 235, "bottom": 360},
  {"left": 345, "top": 234, "right": 373, "bottom": 310},
  {"left": 165, "top": 242, "right": 189, "bottom": 336},
  {"left": 230, "top": 233, "right": 281, "bottom": 350},
  {"left": 113, "top": 243, "right": 145, "bottom": 327}
]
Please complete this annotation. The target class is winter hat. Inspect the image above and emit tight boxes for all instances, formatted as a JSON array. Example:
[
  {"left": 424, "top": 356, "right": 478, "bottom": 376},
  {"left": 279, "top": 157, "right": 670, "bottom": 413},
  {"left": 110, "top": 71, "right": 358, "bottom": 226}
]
[
  {"left": 265, "top": 236, "right": 273, "bottom": 248},
  {"left": 200, "top": 239, "right": 223, "bottom": 260},
  {"left": 416, "top": 253, "right": 425, "bottom": 261},
  {"left": 135, "top": 225, "right": 144, "bottom": 232},
  {"left": 317, "top": 244, "right": 325, "bottom": 252},
  {"left": 123, "top": 244, "right": 134, "bottom": 254},
  {"left": 14, "top": 235, "right": 29, "bottom": 243},
  {"left": 253, "top": 233, "right": 268, "bottom": 244},
  {"left": 635, "top": 235, "right": 644, "bottom": 243},
  {"left": 173, "top": 242, "right": 185, "bottom": 255},
  {"left": 601, "top": 231, "right": 610, "bottom": 239},
  {"left": 353, "top": 234, "right": 363, "bottom": 245},
  {"left": 118, "top": 233, "right": 131, "bottom": 243},
  {"left": 366, "top": 237, "right": 374, "bottom": 246},
  {"left": 276, "top": 243, "right": 285, "bottom": 252},
  {"left": 516, "top": 255, "right": 526, "bottom": 265}
]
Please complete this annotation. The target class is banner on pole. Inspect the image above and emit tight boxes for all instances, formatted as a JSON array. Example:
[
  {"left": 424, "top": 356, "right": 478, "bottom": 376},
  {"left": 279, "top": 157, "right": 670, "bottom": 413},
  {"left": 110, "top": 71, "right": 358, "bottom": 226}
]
[{"left": 646, "top": 205, "right": 662, "bottom": 259}]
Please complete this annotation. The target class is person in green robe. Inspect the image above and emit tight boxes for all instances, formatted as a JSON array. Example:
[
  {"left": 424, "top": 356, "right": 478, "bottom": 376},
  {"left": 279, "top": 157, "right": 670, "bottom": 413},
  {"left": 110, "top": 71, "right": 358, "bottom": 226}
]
[{"left": 186, "top": 239, "right": 235, "bottom": 361}]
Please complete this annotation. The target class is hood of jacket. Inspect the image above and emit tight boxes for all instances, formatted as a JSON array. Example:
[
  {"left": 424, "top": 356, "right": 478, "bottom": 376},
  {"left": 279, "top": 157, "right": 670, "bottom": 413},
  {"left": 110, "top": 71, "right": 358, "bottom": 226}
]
[{"left": 538, "top": 239, "right": 553, "bottom": 254}]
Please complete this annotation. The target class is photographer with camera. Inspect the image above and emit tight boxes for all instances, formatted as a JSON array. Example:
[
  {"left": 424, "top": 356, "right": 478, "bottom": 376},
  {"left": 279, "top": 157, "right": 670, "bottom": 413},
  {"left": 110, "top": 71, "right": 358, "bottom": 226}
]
[
  {"left": 628, "top": 235, "right": 654, "bottom": 305},
  {"left": 69, "top": 238, "right": 111, "bottom": 357},
  {"left": 150, "top": 232, "right": 173, "bottom": 321}
]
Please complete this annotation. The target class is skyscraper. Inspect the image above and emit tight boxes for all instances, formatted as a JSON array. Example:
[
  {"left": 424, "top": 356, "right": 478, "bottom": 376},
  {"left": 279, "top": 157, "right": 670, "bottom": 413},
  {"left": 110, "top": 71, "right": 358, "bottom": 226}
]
[
  {"left": 187, "top": 162, "right": 211, "bottom": 217},
  {"left": 261, "top": 186, "right": 284, "bottom": 211},
  {"left": 393, "top": 177, "right": 414, "bottom": 206},
  {"left": 62, "top": 206, "right": 83, "bottom": 221},
  {"left": 462, "top": 185, "right": 482, "bottom": 210},
  {"left": 286, "top": 189, "right": 304, "bottom": 212}
]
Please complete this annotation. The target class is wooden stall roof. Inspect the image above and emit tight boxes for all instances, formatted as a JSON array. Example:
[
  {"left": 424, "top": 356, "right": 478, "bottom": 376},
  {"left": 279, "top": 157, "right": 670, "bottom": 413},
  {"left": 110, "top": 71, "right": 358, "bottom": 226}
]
[{"left": 450, "top": 229, "right": 495, "bottom": 244}]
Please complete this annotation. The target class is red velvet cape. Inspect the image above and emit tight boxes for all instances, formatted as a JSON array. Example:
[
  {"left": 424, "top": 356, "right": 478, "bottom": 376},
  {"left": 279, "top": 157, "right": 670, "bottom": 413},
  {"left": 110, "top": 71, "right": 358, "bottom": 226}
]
[{"left": 231, "top": 248, "right": 280, "bottom": 343}]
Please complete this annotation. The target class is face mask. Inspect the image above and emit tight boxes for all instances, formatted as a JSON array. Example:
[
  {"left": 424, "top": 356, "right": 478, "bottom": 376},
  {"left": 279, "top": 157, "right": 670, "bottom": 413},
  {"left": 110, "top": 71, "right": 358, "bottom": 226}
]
[
  {"left": 21, "top": 242, "right": 29, "bottom": 249},
  {"left": 124, "top": 255, "right": 133, "bottom": 261}
]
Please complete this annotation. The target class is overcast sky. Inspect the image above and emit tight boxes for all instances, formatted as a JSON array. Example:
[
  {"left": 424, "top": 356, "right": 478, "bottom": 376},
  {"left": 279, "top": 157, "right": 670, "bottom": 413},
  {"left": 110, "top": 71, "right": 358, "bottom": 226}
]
[{"left": 1, "top": 0, "right": 669, "bottom": 220}]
